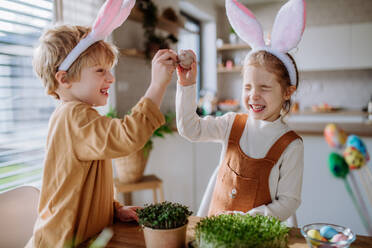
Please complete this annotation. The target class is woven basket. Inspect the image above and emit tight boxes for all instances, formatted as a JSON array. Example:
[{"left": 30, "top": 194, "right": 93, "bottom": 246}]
[{"left": 114, "top": 149, "right": 150, "bottom": 184}]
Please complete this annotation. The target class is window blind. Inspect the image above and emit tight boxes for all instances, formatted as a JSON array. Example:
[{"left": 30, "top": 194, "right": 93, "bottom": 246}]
[{"left": 0, "top": 0, "right": 55, "bottom": 192}]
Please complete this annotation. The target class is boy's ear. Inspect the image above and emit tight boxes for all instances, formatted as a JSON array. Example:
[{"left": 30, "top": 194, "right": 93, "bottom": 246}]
[
  {"left": 284, "top": 85, "right": 296, "bottom": 100},
  {"left": 55, "top": 71, "right": 72, "bottom": 89}
]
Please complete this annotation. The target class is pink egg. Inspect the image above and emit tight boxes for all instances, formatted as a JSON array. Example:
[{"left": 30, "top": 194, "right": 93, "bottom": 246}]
[
  {"left": 178, "top": 50, "right": 194, "bottom": 70},
  {"left": 330, "top": 233, "right": 348, "bottom": 242}
]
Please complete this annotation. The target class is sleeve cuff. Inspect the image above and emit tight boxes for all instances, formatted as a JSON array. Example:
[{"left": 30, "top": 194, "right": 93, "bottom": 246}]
[
  {"left": 133, "top": 97, "right": 165, "bottom": 128},
  {"left": 114, "top": 199, "right": 123, "bottom": 212}
]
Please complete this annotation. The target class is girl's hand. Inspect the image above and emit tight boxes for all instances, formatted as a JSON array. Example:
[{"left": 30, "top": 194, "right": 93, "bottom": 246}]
[
  {"left": 151, "top": 49, "right": 178, "bottom": 88},
  {"left": 176, "top": 50, "right": 197, "bottom": 86},
  {"left": 115, "top": 206, "right": 142, "bottom": 222}
]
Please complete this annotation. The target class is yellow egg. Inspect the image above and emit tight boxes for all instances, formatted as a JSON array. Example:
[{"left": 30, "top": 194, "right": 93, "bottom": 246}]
[
  {"left": 344, "top": 146, "right": 366, "bottom": 169},
  {"left": 307, "top": 229, "right": 322, "bottom": 245}
]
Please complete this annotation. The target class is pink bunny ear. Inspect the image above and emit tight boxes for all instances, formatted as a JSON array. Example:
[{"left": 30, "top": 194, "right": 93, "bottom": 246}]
[
  {"left": 58, "top": 0, "right": 136, "bottom": 71},
  {"left": 107, "top": 0, "right": 136, "bottom": 32},
  {"left": 225, "top": 0, "right": 265, "bottom": 49},
  {"left": 270, "top": 0, "right": 306, "bottom": 52},
  {"left": 92, "top": 0, "right": 135, "bottom": 40}
]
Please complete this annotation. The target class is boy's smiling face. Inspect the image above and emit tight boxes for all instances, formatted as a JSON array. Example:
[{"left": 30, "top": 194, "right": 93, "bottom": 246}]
[{"left": 67, "top": 64, "right": 114, "bottom": 106}]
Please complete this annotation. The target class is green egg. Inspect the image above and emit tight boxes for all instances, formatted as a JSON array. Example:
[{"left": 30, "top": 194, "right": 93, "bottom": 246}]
[{"left": 328, "top": 153, "right": 349, "bottom": 178}]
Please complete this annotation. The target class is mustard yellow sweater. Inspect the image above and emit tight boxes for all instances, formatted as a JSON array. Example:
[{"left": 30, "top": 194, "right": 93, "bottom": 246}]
[{"left": 26, "top": 98, "right": 164, "bottom": 248}]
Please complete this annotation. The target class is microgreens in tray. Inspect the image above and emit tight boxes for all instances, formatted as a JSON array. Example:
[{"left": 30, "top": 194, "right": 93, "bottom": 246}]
[
  {"left": 136, "top": 201, "right": 193, "bottom": 229},
  {"left": 194, "top": 214, "right": 290, "bottom": 248}
]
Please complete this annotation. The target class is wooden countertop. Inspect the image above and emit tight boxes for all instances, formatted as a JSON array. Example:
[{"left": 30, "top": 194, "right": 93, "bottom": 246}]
[
  {"left": 288, "top": 121, "right": 372, "bottom": 137},
  {"left": 105, "top": 216, "right": 372, "bottom": 248},
  {"left": 286, "top": 111, "right": 372, "bottom": 136}
]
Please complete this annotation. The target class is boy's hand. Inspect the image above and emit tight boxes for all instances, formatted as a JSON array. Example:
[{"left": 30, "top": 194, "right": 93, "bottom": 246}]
[
  {"left": 116, "top": 206, "right": 141, "bottom": 222},
  {"left": 151, "top": 49, "right": 178, "bottom": 88},
  {"left": 176, "top": 49, "right": 197, "bottom": 86}
]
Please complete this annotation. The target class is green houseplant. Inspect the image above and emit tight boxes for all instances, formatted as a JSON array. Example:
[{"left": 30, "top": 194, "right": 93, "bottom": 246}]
[
  {"left": 136, "top": 201, "right": 193, "bottom": 248},
  {"left": 194, "top": 214, "right": 290, "bottom": 248},
  {"left": 106, "top": 107, "right": 175, "bottom": 183},
  {"left": 137, "top": 0, "right": 178, "bottom": 58}
]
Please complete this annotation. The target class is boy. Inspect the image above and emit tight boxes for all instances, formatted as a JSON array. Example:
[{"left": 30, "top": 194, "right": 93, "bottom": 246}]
[{"left": 28, "top": 24, "right": 178, "bottom": 247}]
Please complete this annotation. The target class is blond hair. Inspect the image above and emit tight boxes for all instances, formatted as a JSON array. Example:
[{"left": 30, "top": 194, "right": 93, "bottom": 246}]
[
  {"left": 243, "top": 51, "right": 299, "bottom": 117},
  {"left": 33, "top": 24, "right": 118, "bottom": 99}
]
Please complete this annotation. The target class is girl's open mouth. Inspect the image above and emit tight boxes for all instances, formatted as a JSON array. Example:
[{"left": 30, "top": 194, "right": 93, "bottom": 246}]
[
  {"left": 100, "top": 88, "right": 109, "bottom": 96},
  {"left": 249, "top": 104, "right": 265, "bottom": 113}
]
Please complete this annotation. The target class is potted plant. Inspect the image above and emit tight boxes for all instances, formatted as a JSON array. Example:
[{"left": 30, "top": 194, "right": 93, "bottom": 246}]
[
  {"left": 106, "top": 107, "right": 175, "bottom": 183},
  {"left": 137, "top": 0, "right": 178, "bottom": 58},
  {"left": 229, "top": 25, "right": 238, "bottom": 44},
  {"left": 136, "top": 201, "right": 193, "bottom": 248},
  {"left": 193, "top": 214, "right": 290, "bottom": 248}
]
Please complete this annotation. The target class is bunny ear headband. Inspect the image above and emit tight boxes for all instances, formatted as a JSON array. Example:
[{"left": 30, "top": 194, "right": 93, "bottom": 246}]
[
  {"left": 58, "top": 0, "right": 136, "bottom": 71},
  {"left": 226, "top": 0, "right": 306, "bottom": 86}
]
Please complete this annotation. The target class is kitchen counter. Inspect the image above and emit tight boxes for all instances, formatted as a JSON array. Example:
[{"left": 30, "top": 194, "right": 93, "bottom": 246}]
[
  {"left": 286, "top": 110, "right": 372, "bottom": 136},
  {"left": 105, "top": 216, "right": 372, "bottom": 248}
]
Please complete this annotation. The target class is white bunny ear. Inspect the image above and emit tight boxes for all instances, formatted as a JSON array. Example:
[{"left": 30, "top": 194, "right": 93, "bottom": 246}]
[
  {"left": 225, "top": 0, "right": 265, "bottom": 49},
  {"left": 270, "top": 0, "right": 306, "bottom": 52}
]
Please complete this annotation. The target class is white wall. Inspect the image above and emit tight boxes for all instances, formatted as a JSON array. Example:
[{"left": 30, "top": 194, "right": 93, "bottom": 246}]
[{"left": 130, "top": 134, "right": 221, "bottom": 214}]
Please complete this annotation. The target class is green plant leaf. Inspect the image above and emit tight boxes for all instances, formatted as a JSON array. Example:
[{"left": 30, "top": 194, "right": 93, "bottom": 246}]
[
  {"left": 136, "top": 201, "right": 193, "bottom": 229},
  {"left": 194, "top": 214, "right": 289, "bottom": 248}
]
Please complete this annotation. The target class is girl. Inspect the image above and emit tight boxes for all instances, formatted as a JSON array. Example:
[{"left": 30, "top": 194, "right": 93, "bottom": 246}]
[{"left": 176, "top": 0, "right": 306, "bottom": 224}]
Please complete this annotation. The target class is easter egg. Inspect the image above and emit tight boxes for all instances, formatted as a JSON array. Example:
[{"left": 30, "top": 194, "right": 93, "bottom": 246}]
[
  {"left": 346, "top": 135, "right": 370, "bottom": 162},
  {"left": 320, "top": 225, "right": 338, "bottom": 240},
  {"left": 344, "top": 146, "right": 366, "bottom": 169},
  {"left": 328, "top": 153, "right": 349, "bottom": 178},
  {"left": 307, "top": 229, "right": 322, "bottom": 245},
  {"left": 330, "top": 233, "right": 348, "bottom": 242},
  {"left": 324, "top": 124, "right": 347, "bottom": 149},
  {"left": 178, "top": 50, "right": 194, "bottom": 70}
]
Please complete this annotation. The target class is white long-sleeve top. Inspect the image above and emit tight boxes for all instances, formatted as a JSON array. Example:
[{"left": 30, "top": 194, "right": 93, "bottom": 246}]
[{"left": 176, "top": 84, "right": 304, "bottom": 221}]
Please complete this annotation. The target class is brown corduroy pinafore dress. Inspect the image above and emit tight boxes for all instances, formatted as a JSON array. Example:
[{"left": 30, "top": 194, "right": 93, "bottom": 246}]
[{"left": 208, "top": 114, "right": 301, "bottom": 216}]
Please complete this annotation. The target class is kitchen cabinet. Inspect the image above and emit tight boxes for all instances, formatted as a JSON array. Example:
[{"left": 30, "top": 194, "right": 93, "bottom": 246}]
[
  {"left": 294, "top": 25, "right": 352, "bottom": 71},
  {"left": 297, "top": 135, "right": 372, "bottom": 236},
  {"left": 351, "top": 22, "right": 372, "bottom": 69},
  {"left": 294, "top": 23, "right": 372, "bottom": 71}
]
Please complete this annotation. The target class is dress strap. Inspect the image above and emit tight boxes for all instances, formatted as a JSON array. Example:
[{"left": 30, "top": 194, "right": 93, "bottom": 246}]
[
  {"left": 265, "top": 131, "right": 302, "bottom": 162},
  {"left": 228, "top": 114, "right": 248, "bottom": 144}
]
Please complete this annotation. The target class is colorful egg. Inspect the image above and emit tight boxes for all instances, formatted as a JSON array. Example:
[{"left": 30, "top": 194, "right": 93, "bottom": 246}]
[
  {"left": 328, "top": 153, "right": 349, "bottom": 178},
  {"left": 330, "top": 233, "right": 348, "bottom": 242},
  {"left": 346, "top": 135, "right": 370, "bottom": 162},
  {"left": 307, "top": 229, "right": 322, "bottom": 245},
  {"left": 324, "top": 124, "right": 347, "bottom": 149},
  {"left": 320, "top": 225, "right": 338, "bottom": 240},
  {"left": 344, "top": 146, "right": 366, "bottom": 169}
]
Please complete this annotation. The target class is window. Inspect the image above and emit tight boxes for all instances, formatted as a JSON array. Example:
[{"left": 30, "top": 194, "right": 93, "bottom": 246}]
[
  {"left": 178, "top": 11, "right": 201, "bottom": 98},
  {"left": 0, "top": 0, "right": 55, "bottom": 192}
]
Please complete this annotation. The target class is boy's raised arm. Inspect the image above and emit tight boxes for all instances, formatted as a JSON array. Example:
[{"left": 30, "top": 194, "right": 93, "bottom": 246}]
[{"left": 144, "top": 49, "right": 177, "bottom": 107}]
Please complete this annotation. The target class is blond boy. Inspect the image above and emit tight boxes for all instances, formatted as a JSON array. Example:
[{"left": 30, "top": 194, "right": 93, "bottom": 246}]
[{"left": 27, "top": 24, "right": 178, "bottom": 247}]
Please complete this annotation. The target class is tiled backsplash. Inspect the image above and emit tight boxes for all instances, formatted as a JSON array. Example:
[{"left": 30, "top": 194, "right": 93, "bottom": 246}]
[{"left": 296, "top": 70, "right": 372, "bottom": 111}]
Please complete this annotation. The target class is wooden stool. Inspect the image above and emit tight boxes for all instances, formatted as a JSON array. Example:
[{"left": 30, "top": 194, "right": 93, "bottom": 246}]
[{"left": 114, "top": 174, "right": 164, "bottom": 205}]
